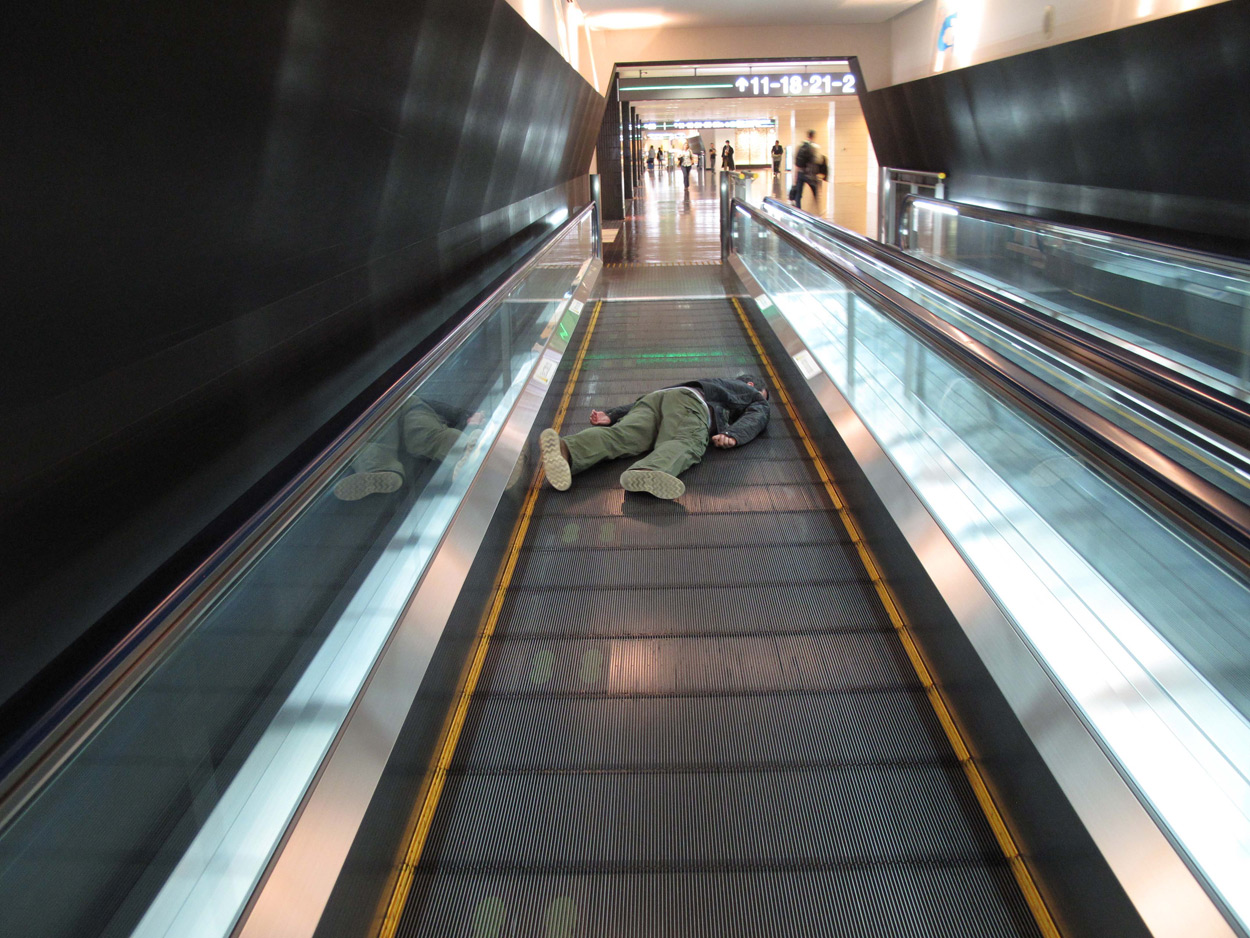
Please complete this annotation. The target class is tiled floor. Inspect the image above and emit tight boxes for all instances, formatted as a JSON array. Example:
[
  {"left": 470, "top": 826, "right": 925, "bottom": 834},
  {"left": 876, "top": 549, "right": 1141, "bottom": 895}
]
[
  {"left": 602, "top": 164, "right": 839, "bottom": 267},
  {"left": 604, "top": 166, "right": 723, "bottom": 265}
]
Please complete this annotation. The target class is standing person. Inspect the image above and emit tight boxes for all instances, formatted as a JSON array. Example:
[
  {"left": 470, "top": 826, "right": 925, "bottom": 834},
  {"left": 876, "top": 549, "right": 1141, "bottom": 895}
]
[
  {"left": 771, "top": 139, "right": 784, "bottom": 175},
  {"left": 647, "top": 144, "right": 655, "bottom": 169},
  {"left": 721, "top": 140, "right": 735, "bottom": 171},
  {"left": 538, "top": 376, "right": 770, "bottom": 500},
  {"left": 656, "top": 146, "right": 663, "bottom": 171},
  {"left": 791, "top": 129, "right": 821, "bottom": 210},
  {"left": 679, "top": 144, "right": 694, "bottom": 188},
  {"left": 708, "top": 146, "right": 716, "bottom": 172}
]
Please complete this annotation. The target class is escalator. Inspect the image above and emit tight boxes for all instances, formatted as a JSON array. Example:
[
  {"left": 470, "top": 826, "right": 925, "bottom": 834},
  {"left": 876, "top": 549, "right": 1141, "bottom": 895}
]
[
  {"left": 384, "top": 292, "right": 1046, "bottom": 936},
  {"left": 2, "top": 193, "right": 1248, "bottom": 938}
]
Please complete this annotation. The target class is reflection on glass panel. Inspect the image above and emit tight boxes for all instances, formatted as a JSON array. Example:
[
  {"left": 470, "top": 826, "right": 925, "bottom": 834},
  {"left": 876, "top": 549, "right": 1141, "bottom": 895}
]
[
  {"left": 735, "top": 209, "right": 1250, "bottom": 931},
  {"left": 0, "top": 215, "right": 596, "bottom": 938},
  {"left": 905, "top": 200, "right": 1250, "bottom": 401}
]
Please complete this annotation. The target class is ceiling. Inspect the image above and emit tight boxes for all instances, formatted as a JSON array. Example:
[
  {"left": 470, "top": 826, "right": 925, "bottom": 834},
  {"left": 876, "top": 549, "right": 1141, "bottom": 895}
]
[{"left": 578, "top": 0, "right": 921, "bottom": 29}]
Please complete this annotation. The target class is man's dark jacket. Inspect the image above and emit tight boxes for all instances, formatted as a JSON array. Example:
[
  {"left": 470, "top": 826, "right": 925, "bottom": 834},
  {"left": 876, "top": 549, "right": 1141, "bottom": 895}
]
[{"left": 604, "top": 378, "right": 770, "bottom": 445}]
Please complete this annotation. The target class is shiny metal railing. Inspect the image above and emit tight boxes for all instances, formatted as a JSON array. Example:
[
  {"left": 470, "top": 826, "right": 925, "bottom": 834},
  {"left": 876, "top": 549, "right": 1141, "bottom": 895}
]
[{"left": 729, "top": 196, "right": 1250, "bottom": 938}]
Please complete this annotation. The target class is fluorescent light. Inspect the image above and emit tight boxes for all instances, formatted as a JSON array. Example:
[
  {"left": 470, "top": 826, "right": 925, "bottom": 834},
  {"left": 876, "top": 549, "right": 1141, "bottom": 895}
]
[{"left": 585, "top": 12, "right": 667, "bottom": 29}]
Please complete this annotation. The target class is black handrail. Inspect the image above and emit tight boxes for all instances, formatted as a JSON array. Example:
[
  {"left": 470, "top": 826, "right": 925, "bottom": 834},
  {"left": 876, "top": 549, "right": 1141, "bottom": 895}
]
[
  {"left": 761, "top": 197, "right": 1250, "bottom": 451},
  {"left": 732, "top": 199, "right": 1250, "bottom": 567},
  {"left": 900, "top": 194, "right": 1250, "bottom": 274},
  {"left": 0, "top": 200, "right": 600, "bottom": 827}
]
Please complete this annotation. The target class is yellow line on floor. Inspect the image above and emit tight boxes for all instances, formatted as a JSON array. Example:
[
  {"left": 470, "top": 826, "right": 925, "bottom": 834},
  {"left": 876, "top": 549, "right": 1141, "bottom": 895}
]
[
  {"left": 374, "top": 299, "right": 605, "bottom": 938},
  {"left": 729, "top": 297, "right": 1061, "bottom": 938}
]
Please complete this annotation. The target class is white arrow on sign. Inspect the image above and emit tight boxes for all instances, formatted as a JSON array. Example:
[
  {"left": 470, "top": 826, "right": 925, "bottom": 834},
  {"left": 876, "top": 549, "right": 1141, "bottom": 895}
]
[{"left": 735, "top": 77, "right": 748, "bottom": 91}]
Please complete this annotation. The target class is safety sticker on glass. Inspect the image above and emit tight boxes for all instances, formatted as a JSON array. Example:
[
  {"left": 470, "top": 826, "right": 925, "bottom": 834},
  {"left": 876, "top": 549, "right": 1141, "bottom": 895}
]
[
  {"left": 534, "top": 355, "right": 559, "bottom": 385},
  {"left": 793, "top": 350, "right": 821, "bottom": 380}
]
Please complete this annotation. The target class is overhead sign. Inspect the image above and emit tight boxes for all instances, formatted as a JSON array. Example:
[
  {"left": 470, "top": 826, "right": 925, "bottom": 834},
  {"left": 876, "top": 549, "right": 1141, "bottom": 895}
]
[{"left": 619, "top": 72, "right": 857, "bottom": 101}]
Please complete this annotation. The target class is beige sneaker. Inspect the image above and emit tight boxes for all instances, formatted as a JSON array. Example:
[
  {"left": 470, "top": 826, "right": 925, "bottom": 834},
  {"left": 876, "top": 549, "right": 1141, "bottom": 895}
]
[
  {"left": 620, "top": 468, "right": 684, "bottom": 500},
  {"left": 333, "top": 470, "right": 403, "bottom": 501},
  {"left": 451, "top": 428, "right": 484, "bottom": 481},
  {"left": 539, "top": 428, "right": 572, "bottom": 491}
]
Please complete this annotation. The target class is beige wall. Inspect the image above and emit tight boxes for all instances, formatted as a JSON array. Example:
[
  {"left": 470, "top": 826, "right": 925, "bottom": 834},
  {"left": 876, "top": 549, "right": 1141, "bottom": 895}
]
[
  {"left": 830, "top": 98, "right": 877, "bottom": 236},
  {"left": 590, "top": 22, "right": 895, "bottom": 94},
  {"left": 889, "top": 0, "right": 1232, "bottom": 85}
]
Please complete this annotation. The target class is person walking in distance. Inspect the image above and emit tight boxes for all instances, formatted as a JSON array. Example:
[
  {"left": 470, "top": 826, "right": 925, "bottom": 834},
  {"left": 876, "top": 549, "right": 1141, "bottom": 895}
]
[
  {"left": 679, "top": 143, "right": 694, "bottom": 187},
  {"left": 721, "top": 140, "right": 735, "bottom": 171},
  {"left": 538, "top": 376, "right": 770, "bottom": 500},
  {"left": 790, "top": 129, "right": 821, "bottom": 210},
  {"left": 771, "top": 139, "right": 784, "bottom": 175}
]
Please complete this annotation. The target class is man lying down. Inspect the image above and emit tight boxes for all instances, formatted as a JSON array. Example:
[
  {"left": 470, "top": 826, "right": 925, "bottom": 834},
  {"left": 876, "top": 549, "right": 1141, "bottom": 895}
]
[{"left": 538, "top": 374, "right": 771, "bottom": 501}]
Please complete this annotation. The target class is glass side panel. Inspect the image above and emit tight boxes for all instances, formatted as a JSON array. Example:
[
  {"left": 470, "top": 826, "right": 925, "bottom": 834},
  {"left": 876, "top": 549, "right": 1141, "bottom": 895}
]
[
  {"left": 0, "top": 212, "right": 597, "bottom": 938},
  {"left": 904, "top": 199, "right": 1250, "bottom": 402},
  {"left": 733, "top": 207, "right": 1250, "bottom": 931},
  {"left": 762, "top": 203, "right": 1250, "bottom": 504}
]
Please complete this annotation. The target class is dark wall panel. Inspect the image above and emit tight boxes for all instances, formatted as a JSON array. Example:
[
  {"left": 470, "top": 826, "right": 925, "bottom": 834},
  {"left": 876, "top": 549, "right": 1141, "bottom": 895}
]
[
  {"left": 596, "top": 74, "right": 625, "bottom": 221},
  {"left": 862, "top": 1, "right": 1250, "bottom": 253},
  {"left": 0, "top": 0, "right": 603, "bottom": 719}
]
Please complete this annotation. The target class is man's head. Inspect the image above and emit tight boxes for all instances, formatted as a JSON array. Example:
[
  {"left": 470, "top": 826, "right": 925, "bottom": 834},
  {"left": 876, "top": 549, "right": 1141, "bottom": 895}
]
[{"left": 736, "top": 374, "right": 768, "bottom": 400}]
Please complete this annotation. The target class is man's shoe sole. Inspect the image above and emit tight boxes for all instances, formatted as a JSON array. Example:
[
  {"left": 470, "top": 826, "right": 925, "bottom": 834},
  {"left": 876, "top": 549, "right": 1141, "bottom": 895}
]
[
  {"left": 620, "top": 469, "right": 684, "bottom": 500},
  {"left": 333, "top": 470, "right": 403, "bottom": 501},
  {"left": 540, "top": 429, "right": 571, "bottom": 491}
]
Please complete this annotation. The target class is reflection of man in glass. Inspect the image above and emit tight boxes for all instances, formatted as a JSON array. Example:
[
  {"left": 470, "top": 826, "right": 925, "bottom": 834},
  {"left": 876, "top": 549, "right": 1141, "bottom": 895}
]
[{"left": 334, "top": 398, "right": 482, "bottom": 500}]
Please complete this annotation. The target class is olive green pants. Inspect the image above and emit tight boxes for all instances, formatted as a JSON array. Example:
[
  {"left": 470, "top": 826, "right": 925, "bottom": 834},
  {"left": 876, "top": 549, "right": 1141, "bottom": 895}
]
[
  {"left": 350, "top": 400, "right": 464, "bottom": 478},
  {"left": 564, "top": 388, "right": 710, "bottom": 477}
]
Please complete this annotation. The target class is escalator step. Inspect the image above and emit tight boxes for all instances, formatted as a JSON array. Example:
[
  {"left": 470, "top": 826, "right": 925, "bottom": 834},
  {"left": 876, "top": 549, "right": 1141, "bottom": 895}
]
[
  {"left": 452, "top": 690, "right": 947, "bottom": 771},
  {"left": 419, "top": 764, "right": 998, "bottom": 867},
  {"left": 563, "top": 456, "right": 819, "bottom": 489},
  {"left": 476, "top": 632, "right": 916, "bottom": 696},
  {"left": 522, "top": 509, "right": 847, "bottom": 551},
  {"left": 497, "top": 581, "right": 893, "bottom": 638},
  {"left": 509, "top": 543, "right": 864, "bottom": 590},
  {"left": 536, "top": 482, "right": 829, "bottom": 517},
  {"left": 401, "top": 866, "right": 1039, "bottom": 938}
]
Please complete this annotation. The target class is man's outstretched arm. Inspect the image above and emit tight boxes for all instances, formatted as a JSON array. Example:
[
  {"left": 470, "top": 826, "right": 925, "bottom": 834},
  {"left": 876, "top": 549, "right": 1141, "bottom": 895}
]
[{"left": 717, "top": 399, "right": 771, "bottom": 448}]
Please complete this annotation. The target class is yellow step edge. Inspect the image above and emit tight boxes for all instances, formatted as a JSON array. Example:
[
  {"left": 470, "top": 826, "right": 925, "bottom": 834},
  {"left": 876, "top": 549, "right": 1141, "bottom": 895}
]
[
  {"left": 729, "top": 296, "right": 1061, "bottom": 938},
  {"left": 374, "top": 299, "right": 604, "bottom": 938}
]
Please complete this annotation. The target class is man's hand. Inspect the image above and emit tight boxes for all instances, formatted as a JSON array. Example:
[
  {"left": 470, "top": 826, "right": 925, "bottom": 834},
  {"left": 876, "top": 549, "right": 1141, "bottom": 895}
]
[
  {"left": 466, "top": 411, "right": 485, "bottom": 427},
  {"left": 590, "top": 410, "right": 612, "bottom": 426},
  {"left": 712, "top": 434, "right": 737, "bottom": 448}
]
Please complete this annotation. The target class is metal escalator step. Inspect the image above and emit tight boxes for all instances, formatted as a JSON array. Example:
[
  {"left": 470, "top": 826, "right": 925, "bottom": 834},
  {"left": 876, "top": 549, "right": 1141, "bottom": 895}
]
[
  {"left": 508, "top": 543, "right": 863, "bottom": 590},
  {"left": 476, "top": 633, "right": 916, "bottom": 696},
  {"left": 578, "top": 357, "right": 761, "bottom": 374},
  {"left": 585, "top": 331, "right": 752, "bottom": 349},
  {"left": 536, "top": 482, "right": 829, "bottom": 516},
  {"left": 419, "top": 764, "right": 999, "bottom": 868},
  {"left": 451, "top": 690, "right": 947, "bottom": 771},
  {"left": 563, "top": 456, "right": 817, "bottom": 489},
  {"left": 497, "top": 581, "right": 893, "bottom": 637},
  {"left": 401, "top": 865, "right": 1041, "bottom": 938},
  {"left": 522, "top": 510, "right": 847, "bottom": 551},
  {"left": 600, "top": 265, "right": 734, "bottom": 297}
]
